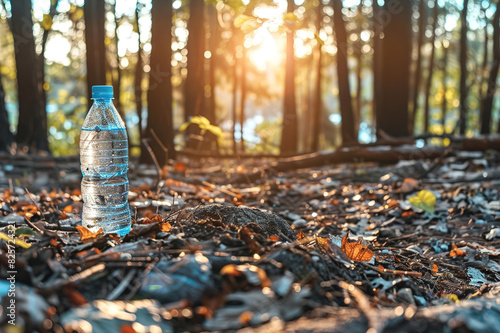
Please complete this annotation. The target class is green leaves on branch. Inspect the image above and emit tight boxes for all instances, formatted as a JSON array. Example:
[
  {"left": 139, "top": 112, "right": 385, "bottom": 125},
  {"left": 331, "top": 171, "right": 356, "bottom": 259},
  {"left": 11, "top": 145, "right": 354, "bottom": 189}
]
[{"left": 180, "top": 116, "right": 222, "bottom": 138}]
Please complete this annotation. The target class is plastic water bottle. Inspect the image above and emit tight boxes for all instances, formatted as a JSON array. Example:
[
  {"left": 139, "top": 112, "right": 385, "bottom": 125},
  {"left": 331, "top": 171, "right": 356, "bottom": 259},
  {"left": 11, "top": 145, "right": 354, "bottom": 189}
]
[{"left": 80, "top": 85, "right": 131, "bottom": 236}]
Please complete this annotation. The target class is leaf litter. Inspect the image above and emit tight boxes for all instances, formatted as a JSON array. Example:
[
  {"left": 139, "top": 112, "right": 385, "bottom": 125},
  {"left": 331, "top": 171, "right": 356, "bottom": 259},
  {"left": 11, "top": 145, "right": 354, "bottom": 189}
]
[{"left": 1, "top": 151, "right": 500, "bottom": 332}]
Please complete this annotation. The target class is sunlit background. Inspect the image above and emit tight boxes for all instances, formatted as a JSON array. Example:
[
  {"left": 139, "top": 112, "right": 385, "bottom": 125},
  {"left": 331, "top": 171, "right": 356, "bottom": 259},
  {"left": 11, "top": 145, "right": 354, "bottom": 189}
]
[{"left": 0, "top": 0, "right": 498, "bottom": 156}]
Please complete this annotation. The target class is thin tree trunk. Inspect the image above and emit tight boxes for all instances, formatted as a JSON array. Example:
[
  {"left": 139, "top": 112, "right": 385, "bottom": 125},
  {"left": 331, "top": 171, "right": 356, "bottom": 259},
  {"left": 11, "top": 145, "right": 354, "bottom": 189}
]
[
  {"left": 412, "top": 0, "right": 426, "bottom": 134},
  {"left": 332, "top": 0, "right": 356, "bottom": 145},
  {"left": 184, "top": 0, "right": 205, "bottom": 121},
  {"left": 232, "top": 49, "right": 238, "bottom": 154},
  {"left": 441, "top": 42, "right": 449, "bottom": 130},
  {"left": 423, "top": 0, "right": 438, "bottom": 133},
  {"left": 311, "top": 0, "right": 323, "bottom": 152},
  {"left": 355, "top": 42, "right": 362, "bottom": 140},
  {"left": 280, "top": 0, "right": 298, "bottom": 155},
  {"left": 239, "top": 47, "right": 246, "bottom": 153},
  {"left": 84, "top": 0, "right": 107, "bottom": 104},
  {"left": 484, "top": 1, "right": 500, "bottom": 134},
  {"left": 458, "top": 0, "right": 469, "bottom": 135},
  {"left": 0, "top": 73, "right": 13, "bottom": 152},
  {"left": 113, "top": 2, "right": 123, "bottom": 118},
  {"left": 141, "top": 0, "right": 175, "bottom": 164},
  {"left": 372, "top": 0, "right": 381, "bottom": 133},
  {"left": 206, "top": 3, "right": 217, "bottom": 125},
  {"left": 11, "top": 0, "right": 48, "bottom": 152},
  {"left": 480, "top": 9, "right": 489, "bottom": 101},
  {"left": 134, "top": 2, "right": 144, "bottom": 139},
  {"left": 38, "top": 0, "right": 59, "bottom": 139}
]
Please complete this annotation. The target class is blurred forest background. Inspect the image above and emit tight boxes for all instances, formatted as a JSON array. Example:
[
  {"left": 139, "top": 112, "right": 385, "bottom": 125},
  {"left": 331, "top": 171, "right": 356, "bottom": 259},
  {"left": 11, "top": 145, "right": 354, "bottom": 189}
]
[{"left": 0, "top": 0, "right": 499, "bottom": 161}]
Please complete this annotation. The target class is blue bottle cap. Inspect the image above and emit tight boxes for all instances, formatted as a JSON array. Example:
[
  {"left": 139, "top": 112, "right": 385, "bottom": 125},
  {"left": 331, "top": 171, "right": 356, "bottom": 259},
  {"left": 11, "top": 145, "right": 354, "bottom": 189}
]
[{"left": 92, "top": 85, "right": 113, "bottom": 99}]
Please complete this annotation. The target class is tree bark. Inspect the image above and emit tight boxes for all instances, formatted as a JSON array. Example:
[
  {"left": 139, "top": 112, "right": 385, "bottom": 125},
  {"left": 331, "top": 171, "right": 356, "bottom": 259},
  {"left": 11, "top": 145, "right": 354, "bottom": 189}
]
[
  {"left": 377, "top": 0, "right": 413, "bottom": 138},
  {"left": 372, "top": 0, "right": 381, "bottom": 134},
  {"left": 484, "top": 1, "right": 500, "bottom": 134},
  {"left": 332, "top": 0, "right": 356, "bottom": 145},
  {"left": 0, "top": 73, "right": 13, "bottom": 152},
  {"left": 83, "top": 0, "right": 107, "bottom": 104},
  {"left": 423, "top": 0, "right": 438, "bottom": 133},
  {"left": 411, "top": 0, "right": 426, "bottom": 134},
  {"left": 141, "top": 0, "right": 175, "bottom": 164},
  {"left": 134, "top": 2, "right": 144, "bottom": 139},
  {"left": 458, "top": 0, "right": 469, "bottom": 135},
  {"left": 206, "top": 3, "right": 217, "bottom": 125},
  {"left": 311, "top": 0, "right": 323, "bottom": 152},
  {"left": 280, "top": 0, "right": 298, "bottom": 155},
  {"left": 11, "top": 0, "right": 49, "bottom": 152},
  {"left": 232, "top": 48, "right": 238, "bottom": 154},
  {"left": 239, "top": 47, "right": 247, "bottom": 153},
  {"left": 441, "top": 42, "right": 449, "bottom": 130},
  {"left": 184, "top": 0, "right": 205, "bottom": 121},
  {"left": 112, "top": 3, "right": 123, "bottom": 119}
]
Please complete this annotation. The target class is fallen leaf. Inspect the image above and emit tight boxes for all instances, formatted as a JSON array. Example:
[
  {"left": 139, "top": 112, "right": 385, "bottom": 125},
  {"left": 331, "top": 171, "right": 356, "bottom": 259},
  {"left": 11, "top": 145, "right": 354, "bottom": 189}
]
[
  {"left": 160, "top": 221, "right": 172, "bottom": 232},
  {"left": 76, "top": 225, "right": 103, "bottom": 242},
  {"left": 449, "top": 244, "right": 465, "bottom": 257},
  {"left": 296, "top": 230, "right": 305, "bottom": 240},
  {"left": 432, "top": 264, "right": 439, "bottom": 274},
  {"left": 409, "top": 190, "right": 436, "bottom": 214},
  {"left": 239, "top": 311, "right": 253, "bottom": 325},
  {"left": 269, "top": 235, "right": 279, "bottom": 242},
  {"left": 316, "top": 237, "right": 330, "bottom": 253},
  {"left": 341, "top": 234, "right": 373, "bottom": 262},
  {"left": 400, "top": 178, "right": 419, "bottom": 193}
]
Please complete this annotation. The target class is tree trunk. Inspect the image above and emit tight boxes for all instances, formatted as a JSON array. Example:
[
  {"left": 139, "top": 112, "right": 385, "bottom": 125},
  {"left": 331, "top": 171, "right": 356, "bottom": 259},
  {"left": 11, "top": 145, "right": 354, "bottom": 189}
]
[
  {"left": 458, "top": 0, "right": 469, "bottom": 135},
  {"left": 355, "top": 43, "right": 362, "bottom": 140},
  {"left": 0, "top": 74, "right": 13, "bottom": 152},
  {"left": 141, "top": 0, "right": 175, "bottom": 164},
  {"left": 206, "top": 3, "right": 217, "bottom": 125},
  {"left": 411, "top": 0, "right": 426, "bottom": 134},
  {"left": 332, "top": 0, "right": 355, "bottom": 145},
  {"left": 423, "top": 0, "right": 438, "bottom": 134},
  {"left": 311, "top": 0, "right": 323, "bottom": 152},
  {"left": 11, "top": 0, "right": 48, "bottom": 152},
  {"left": 184, "top": 0, "right": 205, "bottom": 121},
  {"left": 372, "top": 0, "right": 381, "bottom": 134},
  {"left": 112, "top": 3, "right": 123, "bottom": 118},
  {"left": 377, "top": 0, "right": 413, "bottom": 138},
  {"left": 484, "top": 1, "right": 500, "bottom": 134},
  {"left": 84, "top": 0, "right": 107, "bottom": 104},
  {"left": 441, "top": 42, "right": 449, "bottom": 130},
  {"left": 38, "top": 0, "right": 59, "bottom": 144},
  {"left": 480, "top": 8, "right": 489, "bottom": 102},
  {"left": 232, "top": 48, "right": 238, "bottom": 154},
  {"left": 134, "top": 2, "right": 144, "bottom": 139},
  {"left": 239, "top": 47, "right": 246, "bottom": 153},
  {"left": 280, "top": 0, "right": 298, "bottom": 155}
]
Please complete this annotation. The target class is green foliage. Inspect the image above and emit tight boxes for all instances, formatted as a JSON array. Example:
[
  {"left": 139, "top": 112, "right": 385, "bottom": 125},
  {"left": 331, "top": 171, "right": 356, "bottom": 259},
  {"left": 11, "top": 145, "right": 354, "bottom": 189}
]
[{"left": 180, "top": 115, "right": 223, "bottom": 138}]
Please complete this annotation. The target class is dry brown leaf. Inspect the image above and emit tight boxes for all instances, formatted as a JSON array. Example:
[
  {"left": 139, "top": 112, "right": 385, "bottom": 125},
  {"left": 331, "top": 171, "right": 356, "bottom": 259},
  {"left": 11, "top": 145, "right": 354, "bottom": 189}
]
[
  {"left": 76, "top": 225, "right": 103, "bottom": 242},
  {"left": 341, "top": 234, "right": 373, "bottom": 262},
  {"left": 160, "top": 221, "right": 172, "bottom": 232}
]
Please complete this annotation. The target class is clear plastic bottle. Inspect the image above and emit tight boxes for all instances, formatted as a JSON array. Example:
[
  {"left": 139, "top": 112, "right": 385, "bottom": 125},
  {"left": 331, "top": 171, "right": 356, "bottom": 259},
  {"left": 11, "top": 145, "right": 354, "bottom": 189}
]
[{"left": 80, "top": 85, "right": 131, "bottom": 236}]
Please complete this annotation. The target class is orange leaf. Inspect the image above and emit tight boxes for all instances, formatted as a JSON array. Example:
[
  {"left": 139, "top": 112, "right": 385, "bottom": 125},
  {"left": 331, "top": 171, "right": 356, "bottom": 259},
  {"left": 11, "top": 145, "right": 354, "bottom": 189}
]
[
  {"left": 269, "top": 235, "right": 279, "bottom": 242},
  {"left": 341, "top": 234, "right": 373, "bottom": 262},
  {"left": 76, "top": 225, "right": 103, "bottom": 242},
  {"left": 432, "top": 264, "right": 439, "bottom": 273},
  {"left": 239, "top": 311, "right": 253, "bottom": 325},
  {"left": 450, "top": 248, "right": 464, "bottom": 257},
  {"left": 316, "top": 237, "right": 329, "bottom": 252},
  {"left": 173, "top": 162, "right": 187, "bottom": 172},
  {"left": 160, "top": 221, "right": 172, "bottom": 232},
  {"left": 296, "top": 230, "right": 306, "bottom": 240},
  {"left": 151, "top": 214, "right": 163, "bottom": 223}
]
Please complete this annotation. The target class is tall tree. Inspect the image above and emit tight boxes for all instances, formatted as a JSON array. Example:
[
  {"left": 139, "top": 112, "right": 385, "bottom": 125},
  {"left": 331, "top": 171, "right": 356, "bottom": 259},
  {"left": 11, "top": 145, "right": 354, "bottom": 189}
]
[
  {"left": 38, "top": 0, "right": 59, "bottom": 132},
  {"left": 377, "top": 0, "right": 413, "bottom": 138},
  {"left": 206, "top": 3, "right": 217, "bottom": 125},
  {"left": 423, "top": 0, "right": 438, "bottom": 133},
  {"left": 11, "top": 0, "right": 49, "bottom": 151},
  {"left": 311, "top": 0, "right": 323, "bottom": 152},
  {"left": 0, "top": 74, "right": 12, "bottom": 152},
  {"left": 142, "top": 0, "right": 175, "bottom": 164},
  {"left": 458, "top": 0, "right": 469, "bottom": 135},
  {"left": 484, "top": 1, "right": 500, "bottom": 134},
  {"left": 411, "top": 0, "right": 426, "bottom": 133},
  {"left": 112, "top": 2, "right": 123, "bottom": 117},
  {"left": 239, "top": 47, "right": 247, "bottom": 153},
  {"left": 441, "top": 41, "right": 449, "bottom": 130},
  {"left": 372, "top": 0, "right": 381, "bottom": 131},
  {"left": 333, "top": 0, "right": 356, "bottom": 144},
  {"left": 280, "top": 0, "right": 298, "bottom": 155},
  {"left": 84, "top": 0, "right": 106, "bottom": 103},
  {"left": 184, "top": 0, "right": 205, "bottom": 121},
  {"left": 134, "top": 1, "right": 144, "bottom": 139}
]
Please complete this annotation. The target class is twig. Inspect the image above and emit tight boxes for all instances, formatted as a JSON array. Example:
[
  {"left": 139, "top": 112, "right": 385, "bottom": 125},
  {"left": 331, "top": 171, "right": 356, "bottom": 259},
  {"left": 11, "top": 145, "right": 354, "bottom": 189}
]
[{"left": 106, "top": 269, "right": 137, "bottom": 301}]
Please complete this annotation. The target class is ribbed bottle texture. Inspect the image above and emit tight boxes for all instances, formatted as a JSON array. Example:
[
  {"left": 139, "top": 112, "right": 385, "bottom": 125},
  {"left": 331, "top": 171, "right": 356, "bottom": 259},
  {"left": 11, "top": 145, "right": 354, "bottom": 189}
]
[{"left": 80, "top": 86, "right": 131, "bottom": 236}]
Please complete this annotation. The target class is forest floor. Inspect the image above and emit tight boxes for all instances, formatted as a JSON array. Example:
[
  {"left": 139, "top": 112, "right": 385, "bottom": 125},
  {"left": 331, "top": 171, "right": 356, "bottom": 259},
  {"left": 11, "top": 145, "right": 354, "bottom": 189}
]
[{"left": 1, "top": 147, "right": 500, "bottom": 333}]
